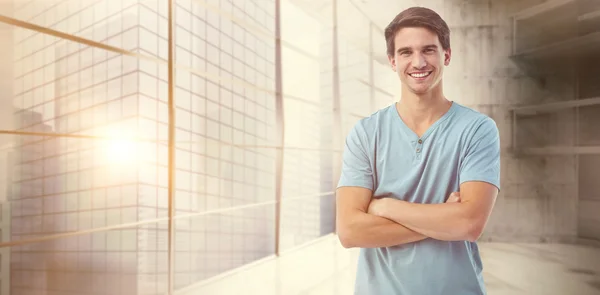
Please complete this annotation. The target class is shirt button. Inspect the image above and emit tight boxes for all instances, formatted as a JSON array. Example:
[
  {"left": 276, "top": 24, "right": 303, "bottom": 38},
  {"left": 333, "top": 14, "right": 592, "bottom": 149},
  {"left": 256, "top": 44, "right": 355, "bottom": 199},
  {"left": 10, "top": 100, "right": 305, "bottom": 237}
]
[
  {"left": 416, "top": 148, "right": 421, "bottom": 152},
  {"left": 418, "top": 139, "right": 423, "bottom": 144}
]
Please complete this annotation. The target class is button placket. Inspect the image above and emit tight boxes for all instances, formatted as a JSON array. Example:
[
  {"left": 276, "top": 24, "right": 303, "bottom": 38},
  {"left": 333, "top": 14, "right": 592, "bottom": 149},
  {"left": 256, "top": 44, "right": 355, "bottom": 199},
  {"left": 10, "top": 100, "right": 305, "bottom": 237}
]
[{"left": 416, "top": 138, "right": 423, "bottom": 153}]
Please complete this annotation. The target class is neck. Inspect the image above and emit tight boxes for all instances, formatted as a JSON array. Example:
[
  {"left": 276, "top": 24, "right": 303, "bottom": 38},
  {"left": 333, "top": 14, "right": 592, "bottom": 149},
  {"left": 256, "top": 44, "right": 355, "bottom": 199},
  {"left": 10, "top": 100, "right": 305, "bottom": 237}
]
[{"left": 396, "top": 83, "right": 451, "bottom": 127}]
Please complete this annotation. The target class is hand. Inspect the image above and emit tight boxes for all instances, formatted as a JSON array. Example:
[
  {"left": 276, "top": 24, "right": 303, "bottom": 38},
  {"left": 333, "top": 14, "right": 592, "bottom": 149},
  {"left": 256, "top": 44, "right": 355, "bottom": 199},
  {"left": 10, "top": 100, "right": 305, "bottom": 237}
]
[
  {"left": 367, "top": 197, "right": 388, "bottom": 217},
  {"left": 446, "top": 192, "right": 461, "bottom": 203}
]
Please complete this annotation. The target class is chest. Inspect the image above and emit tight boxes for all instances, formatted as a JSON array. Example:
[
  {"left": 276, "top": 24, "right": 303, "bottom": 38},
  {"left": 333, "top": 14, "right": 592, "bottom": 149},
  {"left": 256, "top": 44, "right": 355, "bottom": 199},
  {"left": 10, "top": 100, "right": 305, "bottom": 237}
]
[
  {"left": 370, "top": 133, "right": 466, "bottom": 202},
  {"left": 375, "top": 130, "right": 464, "bottom": 169}
]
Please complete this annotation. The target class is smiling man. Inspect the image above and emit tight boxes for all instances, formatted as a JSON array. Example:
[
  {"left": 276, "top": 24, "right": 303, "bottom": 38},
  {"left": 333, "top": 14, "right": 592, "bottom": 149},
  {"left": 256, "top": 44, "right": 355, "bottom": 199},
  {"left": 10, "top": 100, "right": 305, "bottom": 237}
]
[{"left": 335, "top": 7, "right": 501, "bottom": 295}]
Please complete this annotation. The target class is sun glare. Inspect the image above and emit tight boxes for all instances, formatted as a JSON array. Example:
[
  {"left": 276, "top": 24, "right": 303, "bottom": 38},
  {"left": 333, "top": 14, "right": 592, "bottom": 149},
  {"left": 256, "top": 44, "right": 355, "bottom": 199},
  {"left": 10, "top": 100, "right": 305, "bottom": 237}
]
[
  {"left": 105, "top": 138, "right": 137, "bottom": 164},
  {"left": 100, "top": 127, "right": 139, "bottom": 165}
]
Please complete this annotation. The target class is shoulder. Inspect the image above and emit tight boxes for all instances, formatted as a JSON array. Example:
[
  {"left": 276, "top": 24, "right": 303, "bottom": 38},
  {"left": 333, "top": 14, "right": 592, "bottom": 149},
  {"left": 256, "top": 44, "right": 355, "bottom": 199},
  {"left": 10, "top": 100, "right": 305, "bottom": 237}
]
[
  {"left": 451, "top": 103, "right": 499, "bottom": 138},
  {"left": 346, "top": 104, "right": 395, "bottom": 142}
]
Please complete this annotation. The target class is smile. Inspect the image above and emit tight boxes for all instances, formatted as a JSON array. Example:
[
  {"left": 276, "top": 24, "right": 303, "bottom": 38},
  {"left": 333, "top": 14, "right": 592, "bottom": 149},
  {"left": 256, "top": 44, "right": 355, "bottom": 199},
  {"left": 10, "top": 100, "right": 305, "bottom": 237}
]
[{"left": 409, "top": 71, "right": 432, "bottom": 79}]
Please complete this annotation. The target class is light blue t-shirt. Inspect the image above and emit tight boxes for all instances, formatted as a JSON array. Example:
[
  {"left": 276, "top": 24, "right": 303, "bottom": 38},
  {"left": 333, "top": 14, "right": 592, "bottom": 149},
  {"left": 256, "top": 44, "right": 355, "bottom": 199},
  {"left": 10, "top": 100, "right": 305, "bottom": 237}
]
[{"left": 337, "top": 101, "right": 501, "bottom": 295}]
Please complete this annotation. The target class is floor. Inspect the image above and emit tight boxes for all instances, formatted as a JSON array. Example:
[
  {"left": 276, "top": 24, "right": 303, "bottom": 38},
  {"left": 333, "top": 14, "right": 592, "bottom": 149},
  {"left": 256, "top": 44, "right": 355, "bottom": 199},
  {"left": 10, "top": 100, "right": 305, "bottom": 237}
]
[
  {"left": 479, "top": 243, "right": 600, "bottom": 295},
  {"left": 179, "top": 235, "right": 600, "bottom": 295}
]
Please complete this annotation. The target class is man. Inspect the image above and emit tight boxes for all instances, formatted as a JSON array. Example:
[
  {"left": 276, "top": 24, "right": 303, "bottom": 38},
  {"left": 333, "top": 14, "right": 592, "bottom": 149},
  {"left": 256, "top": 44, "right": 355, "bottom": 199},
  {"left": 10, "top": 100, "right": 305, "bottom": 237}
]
[{"left": 335, "top": 6, "right": 500, "bottom": 295}]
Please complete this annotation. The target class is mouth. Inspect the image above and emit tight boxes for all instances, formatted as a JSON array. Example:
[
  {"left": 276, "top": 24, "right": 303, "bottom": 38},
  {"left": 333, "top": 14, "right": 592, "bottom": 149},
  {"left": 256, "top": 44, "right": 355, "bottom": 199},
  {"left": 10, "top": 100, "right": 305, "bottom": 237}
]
[{"left": 408, "top": 71, "right": 432, "bottom": 80}]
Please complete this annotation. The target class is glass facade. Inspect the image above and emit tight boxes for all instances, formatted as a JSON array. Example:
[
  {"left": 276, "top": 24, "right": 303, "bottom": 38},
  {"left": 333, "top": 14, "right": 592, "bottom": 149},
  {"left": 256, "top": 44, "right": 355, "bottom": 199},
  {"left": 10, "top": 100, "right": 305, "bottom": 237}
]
[{"left": 0, "top": 0, "right": 398, "bottom": 294}]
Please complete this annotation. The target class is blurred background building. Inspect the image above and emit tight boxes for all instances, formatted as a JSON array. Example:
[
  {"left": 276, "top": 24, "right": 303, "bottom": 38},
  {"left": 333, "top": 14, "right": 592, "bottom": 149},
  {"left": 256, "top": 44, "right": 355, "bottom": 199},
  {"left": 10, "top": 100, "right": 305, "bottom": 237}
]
[{"left": 0, "top": 0, "right": 598, "bottom": 294}]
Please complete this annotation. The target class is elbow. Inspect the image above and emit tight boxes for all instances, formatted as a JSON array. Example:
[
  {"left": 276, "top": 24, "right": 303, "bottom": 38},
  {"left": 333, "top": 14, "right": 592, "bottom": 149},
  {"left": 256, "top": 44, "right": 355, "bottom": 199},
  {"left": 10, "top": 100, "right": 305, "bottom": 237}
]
[
  {"left": 463, "top": 219, "right": 485, "bottom": 242},
  {"left": 336, "top": 224, "right": 359, "bottom": 248},
  {"left": 464, "top": 228, "right": 483, "bottom": 243},
  {"left": 338, "top": 236, "right": 355, "bottom": 249},
  {"left": 337, "top": 227, "right": 356, "bottom": 248}
]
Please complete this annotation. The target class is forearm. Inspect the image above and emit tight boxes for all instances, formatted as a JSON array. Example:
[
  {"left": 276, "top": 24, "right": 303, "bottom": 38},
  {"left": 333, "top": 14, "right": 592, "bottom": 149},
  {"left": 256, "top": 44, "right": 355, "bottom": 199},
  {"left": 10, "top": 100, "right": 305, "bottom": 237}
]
[
  {"left": 379, "top": 200, "right": 474, "bottom": 241},
  {"left": 338, "top": 211, "right": 427, "bottom": 248}
]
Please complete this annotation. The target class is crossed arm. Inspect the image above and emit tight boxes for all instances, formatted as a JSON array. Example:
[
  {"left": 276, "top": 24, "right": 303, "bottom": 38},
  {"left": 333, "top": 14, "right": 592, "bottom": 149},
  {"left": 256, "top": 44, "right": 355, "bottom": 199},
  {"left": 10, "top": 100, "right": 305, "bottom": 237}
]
[{"left": 336, "top": 181, "right": 498, "bottom": 248}]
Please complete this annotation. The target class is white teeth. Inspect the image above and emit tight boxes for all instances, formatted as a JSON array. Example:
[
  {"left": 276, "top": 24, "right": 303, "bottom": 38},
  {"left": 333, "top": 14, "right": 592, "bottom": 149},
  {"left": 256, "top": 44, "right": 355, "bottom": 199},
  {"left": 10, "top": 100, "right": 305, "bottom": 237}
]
[{"left": 410, "top": 72, "right": 430, "bottom": 78}]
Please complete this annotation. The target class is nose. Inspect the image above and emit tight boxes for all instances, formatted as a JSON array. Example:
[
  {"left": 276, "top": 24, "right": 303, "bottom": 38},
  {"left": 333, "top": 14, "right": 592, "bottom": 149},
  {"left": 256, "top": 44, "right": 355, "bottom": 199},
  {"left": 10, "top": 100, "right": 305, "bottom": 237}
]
[{"left": 411, "top": 53, "right": 427, "bottom": 69}]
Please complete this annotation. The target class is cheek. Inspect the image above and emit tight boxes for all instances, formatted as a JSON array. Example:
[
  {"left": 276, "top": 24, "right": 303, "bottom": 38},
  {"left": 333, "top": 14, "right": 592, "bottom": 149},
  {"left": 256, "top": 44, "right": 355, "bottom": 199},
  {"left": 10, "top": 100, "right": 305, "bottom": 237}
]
[
  {"left": 395, "top": 61, "right": 410, "bottom": 73},
  {"left": 426, "top": 56, "right": 441, "bottom": 65}
]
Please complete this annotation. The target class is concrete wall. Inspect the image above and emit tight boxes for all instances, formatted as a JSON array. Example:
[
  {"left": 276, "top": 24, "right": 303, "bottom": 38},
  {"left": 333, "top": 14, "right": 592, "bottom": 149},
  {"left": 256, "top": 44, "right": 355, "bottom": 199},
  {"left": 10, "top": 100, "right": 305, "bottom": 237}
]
[
  {"left": 577, "top": 53, "right": 600, "bottom": 241},
  {"left": 579, "top": 155, "right": 600, "bottom": 240},
  {"left": 489, "top": 0, "right": 580, "bottom": 242},
  {"left": 403, "top": 0, "right": 580, "bottom": 243}
]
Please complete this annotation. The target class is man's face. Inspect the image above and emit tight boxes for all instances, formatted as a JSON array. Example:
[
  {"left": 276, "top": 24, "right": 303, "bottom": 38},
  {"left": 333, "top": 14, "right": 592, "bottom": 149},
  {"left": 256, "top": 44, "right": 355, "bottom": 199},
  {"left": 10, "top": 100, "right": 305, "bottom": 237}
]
[{"left": 388, "top": 27, "right": 451, "bottom": 95}]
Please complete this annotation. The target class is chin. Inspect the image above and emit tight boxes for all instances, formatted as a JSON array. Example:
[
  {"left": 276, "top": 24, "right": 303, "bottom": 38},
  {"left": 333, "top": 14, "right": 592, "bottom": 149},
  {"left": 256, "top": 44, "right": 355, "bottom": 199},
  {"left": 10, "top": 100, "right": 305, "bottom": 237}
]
[
  {"left": 410, "top": 79, "right": 442, "bottom": 95},
  {"left": 409, "top": 86, "right": 433, "bottom": 95}
]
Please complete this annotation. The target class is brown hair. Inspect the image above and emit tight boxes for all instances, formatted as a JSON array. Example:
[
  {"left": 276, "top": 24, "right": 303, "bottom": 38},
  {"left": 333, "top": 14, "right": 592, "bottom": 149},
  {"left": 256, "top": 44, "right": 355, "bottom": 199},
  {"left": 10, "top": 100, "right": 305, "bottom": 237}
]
[{"left": 384, "top": 7, "right": 451, "bottom": 57}]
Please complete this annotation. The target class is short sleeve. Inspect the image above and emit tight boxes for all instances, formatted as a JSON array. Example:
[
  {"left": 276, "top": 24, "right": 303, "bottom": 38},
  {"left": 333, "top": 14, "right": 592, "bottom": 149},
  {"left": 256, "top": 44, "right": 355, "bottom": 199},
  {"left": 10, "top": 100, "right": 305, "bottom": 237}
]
[
  {"left": 459, "top": 117, "right": 501, "bottom": 190},
  {"left": 337, "top": 122, "right": 374, "bottom": 190}
]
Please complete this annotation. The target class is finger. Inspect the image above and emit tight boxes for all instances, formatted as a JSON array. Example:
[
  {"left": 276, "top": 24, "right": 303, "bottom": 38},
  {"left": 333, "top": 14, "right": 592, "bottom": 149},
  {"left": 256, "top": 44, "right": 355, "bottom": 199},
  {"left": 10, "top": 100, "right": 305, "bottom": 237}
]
[{"left": 448, "top": 193, "right": 461, "bottom": 202}]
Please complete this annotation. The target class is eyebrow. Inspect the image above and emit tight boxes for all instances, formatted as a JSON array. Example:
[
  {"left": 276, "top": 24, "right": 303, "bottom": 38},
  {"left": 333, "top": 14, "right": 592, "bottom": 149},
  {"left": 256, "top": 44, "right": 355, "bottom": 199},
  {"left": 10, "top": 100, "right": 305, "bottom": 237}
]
[{"left": 396, "top": 44, "right": 438, "bottom": 53}]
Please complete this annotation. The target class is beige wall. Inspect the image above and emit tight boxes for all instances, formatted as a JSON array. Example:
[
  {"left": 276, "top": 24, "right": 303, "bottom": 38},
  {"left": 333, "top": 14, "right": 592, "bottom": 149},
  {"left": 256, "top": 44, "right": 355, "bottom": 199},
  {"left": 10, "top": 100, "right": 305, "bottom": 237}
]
[{"left": 0, "top": 1, "right": 13, "bottom": 294}]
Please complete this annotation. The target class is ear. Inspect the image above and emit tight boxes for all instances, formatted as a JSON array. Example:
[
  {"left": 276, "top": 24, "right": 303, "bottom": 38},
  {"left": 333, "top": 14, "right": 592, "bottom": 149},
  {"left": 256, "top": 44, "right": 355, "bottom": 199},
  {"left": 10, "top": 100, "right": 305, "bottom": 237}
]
[
  {"left": 444, "top": 48, "right": 451, "bottom": 66},
  {"left": 388, "top": 54, "right": 396, "bottom": 72}
]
